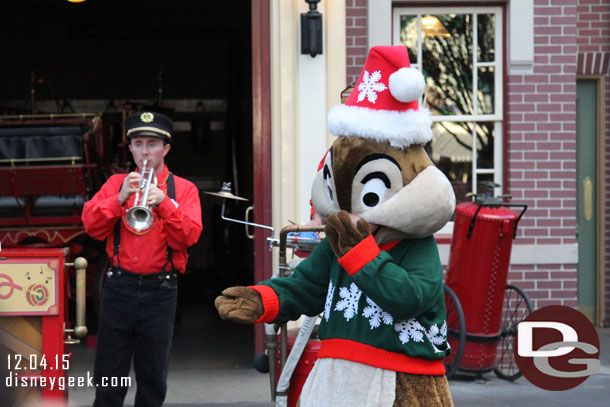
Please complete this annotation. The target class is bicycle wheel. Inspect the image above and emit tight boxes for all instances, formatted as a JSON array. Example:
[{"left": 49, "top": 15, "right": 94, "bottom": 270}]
[
  {"left": 443, "top": 284, "right": 466, "bottom": 379},
  {"left": 494, "top": 284, "right": 533, "bottom": 381}
]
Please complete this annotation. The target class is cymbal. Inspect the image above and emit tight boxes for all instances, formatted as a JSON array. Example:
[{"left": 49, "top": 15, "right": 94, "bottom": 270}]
[
  {"left": 203, "top": 190, "right": 248, "bottom": 201},
  {"left": 203, "top": 182, "right": 248, "bottom": 201}
]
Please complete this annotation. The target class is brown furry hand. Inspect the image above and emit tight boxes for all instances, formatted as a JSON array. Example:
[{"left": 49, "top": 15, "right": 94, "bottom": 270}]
[
  {"left": 214, "top": 286, "right": 264, "bottom": 324},
  {"left": 325, "top": 210, "right": 371, "bottom": 258}
]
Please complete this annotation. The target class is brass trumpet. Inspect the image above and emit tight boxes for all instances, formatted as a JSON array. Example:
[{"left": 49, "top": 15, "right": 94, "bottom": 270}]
[{"left": 125, "top": 159, "right": 157, "bottom": 231}]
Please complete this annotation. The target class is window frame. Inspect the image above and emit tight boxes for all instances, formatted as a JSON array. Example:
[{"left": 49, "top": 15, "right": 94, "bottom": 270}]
[{"left": 392, "top": 6, "right": 505, "bottom": 204}]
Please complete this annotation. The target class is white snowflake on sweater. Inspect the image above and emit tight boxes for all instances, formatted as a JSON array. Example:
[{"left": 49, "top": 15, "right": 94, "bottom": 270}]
[
  {"left": 324, "top": 281, "right": 335, "bottom": 322},
  {"left": 394, "top": 319, "right": 448, "bottom": 353},
  {"left": 334, "top": 283, "right": 362, "bottom": 321},
  {"left": 356, "top": 70, "right": 387, "bottom": 104},
  {"left": 394, "top": 319, "right": 426, "bottom": 344},
  {"left": 362, "top": 297, "right": 393, "bottom": 329},
  {"left": 427, "top": 321, "right": 448, "bottom": 353}
]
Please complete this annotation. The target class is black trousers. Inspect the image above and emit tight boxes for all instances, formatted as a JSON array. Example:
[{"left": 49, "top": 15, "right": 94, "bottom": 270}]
[{"left": 93, "top": 269, "right": 178, "bottom": 407}]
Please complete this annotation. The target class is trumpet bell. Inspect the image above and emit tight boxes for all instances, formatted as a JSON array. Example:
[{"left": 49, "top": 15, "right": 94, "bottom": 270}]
[{"left": 126, "top": 206, "right": 154, "bottom": 232}]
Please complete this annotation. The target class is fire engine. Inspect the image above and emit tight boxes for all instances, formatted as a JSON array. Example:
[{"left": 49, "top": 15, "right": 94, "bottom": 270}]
[{"left": 0, "top": 108, "right": 132, "bottom": 404}]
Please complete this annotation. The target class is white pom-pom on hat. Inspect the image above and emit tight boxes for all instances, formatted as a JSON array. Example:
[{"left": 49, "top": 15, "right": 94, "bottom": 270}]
[{"left": 388, "top": 67, "right": 425, "bottom": 103}]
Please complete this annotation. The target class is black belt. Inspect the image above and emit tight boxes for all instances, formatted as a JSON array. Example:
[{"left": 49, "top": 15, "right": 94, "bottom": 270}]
[{"left": 109, "top": 267, "right": 176, "bottom": 280}]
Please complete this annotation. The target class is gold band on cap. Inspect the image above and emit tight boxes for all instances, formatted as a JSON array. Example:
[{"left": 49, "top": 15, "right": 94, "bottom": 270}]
[{"left": 126, "top": 126, "right": 171, "bottom": 138}]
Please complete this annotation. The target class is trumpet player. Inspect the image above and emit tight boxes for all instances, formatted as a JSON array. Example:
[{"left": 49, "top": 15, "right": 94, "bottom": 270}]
[{"left": 82, "top": 111, "right": 202, "bottom": 407}]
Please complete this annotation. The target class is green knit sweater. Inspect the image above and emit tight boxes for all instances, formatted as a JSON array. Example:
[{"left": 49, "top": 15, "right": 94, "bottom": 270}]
[{"left": 253, "top": 234, "right": 449, "bottom": 375}]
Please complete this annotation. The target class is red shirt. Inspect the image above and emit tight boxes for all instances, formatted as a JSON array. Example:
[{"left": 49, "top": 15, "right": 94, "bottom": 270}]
[{"left": 82, "top": 165, "right": 202, "bottom": 274}]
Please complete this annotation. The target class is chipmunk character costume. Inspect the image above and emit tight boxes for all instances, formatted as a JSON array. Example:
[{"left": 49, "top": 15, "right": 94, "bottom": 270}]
[{"left": 216, "top": 46, "right": 456, "bottom": 407}]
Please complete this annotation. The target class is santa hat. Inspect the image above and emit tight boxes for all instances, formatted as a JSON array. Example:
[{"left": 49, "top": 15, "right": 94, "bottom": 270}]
[{"left": 328, "top": 45, "right": 432, "bottom": 148}]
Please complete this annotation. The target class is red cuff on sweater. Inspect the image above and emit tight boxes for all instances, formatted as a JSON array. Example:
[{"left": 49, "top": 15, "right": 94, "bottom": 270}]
[
  {"left": 338, "top": 235, "right": 381, "bottom": 276},
  {"left": 249, "top": 285, "right": 280, "bottom": 323}
]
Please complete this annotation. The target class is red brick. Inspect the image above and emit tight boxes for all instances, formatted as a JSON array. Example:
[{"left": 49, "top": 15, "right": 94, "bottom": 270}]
[
  {"left": 551, "top": 290, "right": 577, "bottom": 299},
  {"left": 355, "top": 17, "right": 366, "bottom": 26},
  {"left": 537, "top": 6, "right": 564, "bottom": 15},
  {"left": 524, "top": 113, "right": 549, "bottom": 121},
  {"left": 563, "top": 280, "right": 578, "bottom": 289},
  {"left": 510, "top": 103, "right": 538, "bottom": 112},
  {"left": 537, "top": 280, "right": 562, "bottom": 289},
  {"left": 537, "top": 180, "right": 562, "bottom": 188},
  {"left": 538, "top": 161, "right": 563, "bottom": 169},
  {"left": 550, "top": 209, "right": 576, "bottom": 217},
  {"left": 513, "top": 161, "right": 537, "bottom": 169},
  {"left": 551, "top": 36, "right": 577, "bottom": 45},
  {"left": 535, "top": 45, "right": 564, "bottom": 54},
  {"left": 550, "top": 74, "right": 576, "bottom": 83},
  {"left": 537, "top": 103, "right": 563, "bottom": 112},
  {"left": 579, "top": 13, "right": 602, "bottom": 21},
  {"left": 536, "top": 84, "right": 563, "bottom": 92},
  {"left": 536, "top": 299, "right": 564, "bottom": 308},
  {"left": 348, "top": 8, "right": 366, "bottom": 17},
  {"left": 527, "top": 290, "right": 550, "bottom": 299},
  {"left": 511, "top": 180, "right": 537, "bottom": 188},
  {"left": 525, "top": 189, "right": 549, "bottom": 197},
  {"left": 537, "top": 142, "right": 562, "bottom": 149},
  {"left": 550, "top": 55, "right": 577, "bottom": 63},
  {"left": 346, "top": 27, "right": 366, "bottom": 36},
  {"left": 538, "top": 238, "right": 563, "bottom": 244},
  {"left": 511, "top": 123, "right": 536, "bottom": 131}
]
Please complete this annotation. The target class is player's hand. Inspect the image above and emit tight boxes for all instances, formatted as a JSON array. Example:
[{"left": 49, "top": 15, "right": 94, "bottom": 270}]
[
  {"left": 145, "top": 184, "right": 166, "bottom": 207},
  {"left": 215, "top": 286, "right": 264, "bottom": 324},
  {"left": 325, "top": 210, "right": 371, "bottom": 258},
  {"left": 118, "top": 172, "right": 143, "bottom": 206}
]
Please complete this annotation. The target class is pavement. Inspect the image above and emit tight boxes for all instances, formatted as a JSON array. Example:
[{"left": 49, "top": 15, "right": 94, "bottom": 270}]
[{"left": 65, "top": 305, "right": 610, "bottom": 407}]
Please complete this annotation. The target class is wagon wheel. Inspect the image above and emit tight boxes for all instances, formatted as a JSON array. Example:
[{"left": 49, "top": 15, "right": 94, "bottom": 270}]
[
  {"left": 443, "top": 284, "right": 466, "bottom": 379},
  {"left": 494, "top": 284, "right": 533, "bottom": 381}
]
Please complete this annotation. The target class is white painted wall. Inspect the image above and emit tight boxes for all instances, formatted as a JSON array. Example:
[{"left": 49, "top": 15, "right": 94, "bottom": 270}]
[{"left": 298, "top": 1, "right": 328, "bottom": 224}]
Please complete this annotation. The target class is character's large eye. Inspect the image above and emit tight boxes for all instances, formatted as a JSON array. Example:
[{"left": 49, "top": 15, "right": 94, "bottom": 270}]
[
  {"left": 360, "top": 172, "right": 390, "bottom": 208},
  {"left": 323, "top": 164, "right": 334, "bottom": 202},
  {"left": 351, "top": 154, "right": 403, "bottom": 215}
]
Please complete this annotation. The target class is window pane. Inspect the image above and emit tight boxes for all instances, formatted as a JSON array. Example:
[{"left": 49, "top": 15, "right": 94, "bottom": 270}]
[
  {"left": 475, "top": 122, "right": 494, "bottom": 169},
  {"left": 477, "top": 14, "right": 495, "bottom": 62},
  {"left": 477, "top": 67, "right": 495, "bottom": 114},
  {"left": 474, "top": 173, "right": 496, "bottom": 200},
  {"left": 427, "top": 121, "right": 474, "bottom": 203},
  {"left": 422, "top": 14, "right": 473, "bottom": 116},
  {"left": 399, "top": 15, "right": 418, "bottom": 64}
]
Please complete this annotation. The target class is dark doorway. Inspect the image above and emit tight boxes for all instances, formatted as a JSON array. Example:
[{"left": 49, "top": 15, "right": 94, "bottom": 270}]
[{"left": 0, "top": 0, "right": 255, "bottom": 360}]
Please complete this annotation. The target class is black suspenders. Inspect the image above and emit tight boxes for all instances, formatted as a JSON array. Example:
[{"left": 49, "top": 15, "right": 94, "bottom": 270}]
[{"left": 113, "top": 173, "right": 176, "bottom": 272}]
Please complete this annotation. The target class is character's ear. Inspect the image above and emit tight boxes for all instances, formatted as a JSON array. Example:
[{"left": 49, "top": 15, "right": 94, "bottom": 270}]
[{"left": 311, "top": 150, "right": 340, "bottom": 218}]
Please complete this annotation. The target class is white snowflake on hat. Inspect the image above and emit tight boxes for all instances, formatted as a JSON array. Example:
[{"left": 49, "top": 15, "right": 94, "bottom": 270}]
[
  {"left": 357, "top": 70, "right": 387, "bottom": 104},
  {"left": 328, "top": 45, "right": 431, "bottom": 148}
]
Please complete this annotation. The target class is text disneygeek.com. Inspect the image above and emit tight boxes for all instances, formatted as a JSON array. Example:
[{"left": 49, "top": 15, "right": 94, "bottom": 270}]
[{"left": 5, "top": 372, "right": 132, "bottom": 391}]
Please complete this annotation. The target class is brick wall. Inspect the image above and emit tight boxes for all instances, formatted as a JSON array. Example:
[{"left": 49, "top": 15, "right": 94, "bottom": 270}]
[
  {"left": 576, "top": 0, "right": 610, "bottom": 326},
  {"left": 508, "top": 265, "right": 578, "bottom": 311},
  {"left": 506, "top": 0, "right": 579, "bottom": 307},
  {"left": 346, "top": 0, "right": 367, "bottom": 85}
]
